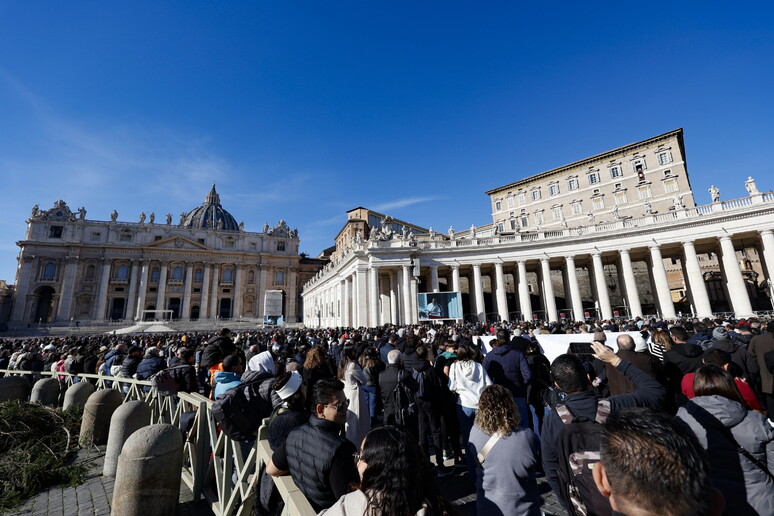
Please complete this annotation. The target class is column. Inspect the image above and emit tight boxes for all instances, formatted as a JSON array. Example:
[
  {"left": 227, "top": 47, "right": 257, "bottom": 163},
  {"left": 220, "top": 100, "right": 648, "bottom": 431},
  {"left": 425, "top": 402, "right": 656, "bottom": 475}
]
[
  {"left": 719, "top": 236, "right": 754, "bottom": 317},
  {"left": 540, "top": 258, "right": 558, "bottom": 322},
  {"left": 494, "top": 262, "right": 509, "bottom": 322},
  {"left": 564, "top": 256, "right": 584, "bottom": 322},
  {"left": 648, "top": 245, "right": 677, "bottom": 319},
  {"left": 517, "top": 260, "right": 533, "bottom": 322},
  {"left": 209, "top": 266, "right": 220, "bottom": 319},
  {"left": 410, "top": 275, "right": 419, "bottom": 324},
  {"left": 356, "top": 268, "right": 368, "bottom": 327},
  {"left": 402, "top": 264, "right": 413, "bottom": 324},
  {"left": 156, "top": 261, "right": 168, "bottom": 313},
  {"left": 681, "top": 241, "right": 713, "bottom": 318},
  {"left": 471, "top": 264, "right": 486, "bottom": 322},
  {"left": 341, "top": 278, "right": 351, "bottom": 327},
  {"left": 591, "top": 252, "right": 613, "bottom": 320},
  {"left": 369, "top": 266, "right": 380, "bottom": 326},
  {"left": 95, "top": 259, "right": 112, "bottom": 321},
  {"left": 10, "top": 256, "right": 36, "bottom": 322},
  {"left": 181, "top": 263, "right": 194, "bottom": 320},
  {"left": 287, "top": 266, "right": 298, "bottom": 323},
  {"left": 134, "top": 260, "right": 150, "bottom": 320},
  {"left": 430, "top": 266, "right": 440, "bottom": 292},
  {"left": 452, "top": 265, "right": 461, "bottom": 293},
  {"left": 55, "top": 257, "right": 78, "bottom": 321},
  {"left": 618, "top": 250, "right": 643, "bottom": 318},
  {"left": 200, "top": 264, "right": 211, "bottom": 319},
  {"left": 389, "top": 272, "right": 398, "bottom": 324},
  {"left": 125, "top": 261, "right": 140, "bottom": 320},
  {"left": 759, "top": 230, "right": 774, "bottom": 300},
  {"left": 232, "top": 265, "right": 243, "bottom": 318}
]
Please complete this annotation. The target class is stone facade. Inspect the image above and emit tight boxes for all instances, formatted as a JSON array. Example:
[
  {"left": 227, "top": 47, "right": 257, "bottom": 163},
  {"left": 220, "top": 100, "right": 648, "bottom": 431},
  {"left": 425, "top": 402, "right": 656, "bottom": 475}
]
[
  {"left": 486, "top": 129, "right": 695, "bottom": 233},
  {"left": 11, "top": 186, "right": 324, "bottom": 324}
]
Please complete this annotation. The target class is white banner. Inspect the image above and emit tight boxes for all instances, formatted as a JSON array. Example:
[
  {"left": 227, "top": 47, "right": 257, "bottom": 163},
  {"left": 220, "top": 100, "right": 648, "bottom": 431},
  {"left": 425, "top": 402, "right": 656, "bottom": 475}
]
[{"left": 534, "top": 332, "right": 642, "bottom": 364}]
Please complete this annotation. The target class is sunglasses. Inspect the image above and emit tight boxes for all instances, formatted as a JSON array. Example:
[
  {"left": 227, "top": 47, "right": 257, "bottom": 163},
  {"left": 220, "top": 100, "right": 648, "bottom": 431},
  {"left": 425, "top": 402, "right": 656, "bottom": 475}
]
[{"left": 326, "top": 399, "right": 350, "bottom": 412}]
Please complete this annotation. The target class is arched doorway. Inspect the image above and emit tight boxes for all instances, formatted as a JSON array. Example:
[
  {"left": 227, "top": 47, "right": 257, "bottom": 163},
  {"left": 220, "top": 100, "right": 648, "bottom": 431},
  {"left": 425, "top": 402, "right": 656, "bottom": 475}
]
[
  {"left": 190, "top": 305, "right": 200, "bottom": 320},
  {"left": 219, "top": 298, "right": 232, "bottom": 319},
  {"left": 33, "top": 286, "right": 55, "bottom": 323},
  {"left": 168, "top": 298, "right": 181, "bottom": 319}
]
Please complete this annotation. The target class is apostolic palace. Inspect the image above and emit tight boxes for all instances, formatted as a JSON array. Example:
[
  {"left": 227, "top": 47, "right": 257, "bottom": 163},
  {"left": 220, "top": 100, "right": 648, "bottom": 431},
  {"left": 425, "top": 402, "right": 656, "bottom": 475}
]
[
  {"left": 302, "top": 129, "right": 774, "bottom": 327},
  {"left": 4, "top": 129, "right": 774, "bottom": 329}
]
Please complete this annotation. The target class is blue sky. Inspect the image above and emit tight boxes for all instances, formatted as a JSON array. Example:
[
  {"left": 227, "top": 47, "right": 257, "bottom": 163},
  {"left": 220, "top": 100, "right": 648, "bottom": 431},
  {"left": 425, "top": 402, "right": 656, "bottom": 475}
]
[{"left": 1, "top": 1, "right": 773, "bottom": 283}]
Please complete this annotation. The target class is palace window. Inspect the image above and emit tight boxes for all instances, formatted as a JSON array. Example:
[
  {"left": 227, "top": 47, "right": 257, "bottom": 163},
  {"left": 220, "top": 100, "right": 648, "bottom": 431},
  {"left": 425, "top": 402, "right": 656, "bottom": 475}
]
[
  {"left": 85, "top": 264, "right": 95, "bottom": 280},
  {"left": 588, "top": 171, "right": 600, "bottom": 185},
  {"left": 664, "top": 179, "right": 679, "bottom": 193},
  {"left": 222, "top": 268, "right": 234, "bottom": 282},
  {"left": 116, "top": 265, "right": 129, "bottom": 280},
  {"left": 551, "top": 206, "right": 562, "bottom": 220},
  {"left": 172, "top": 266, "right": 183, "bottom": 281},
  {"left": 497, "top": 222, "right": 504, "bottom": 232},
  {"left": 657, "top": 150, "right": 673, "bottom": 165},
  {"left": 194, "top": 268, "right": 203, "bottom": 282},
  {"left": 638, "top": 185, "right": 652, "bottom": 199},
  {"left": 507, "top": 196, "right": 515, "bottom": 208},
  {"left": 90, "top": 232, "right": 101, "bottom": 241},
  {"left": 520, "top": 213, "right": 529, "bottom": 227},
  {"left": 531, "top": 188, "right": 541, "bottom": 201},
  {"left": 495, "top": 200, "right": 502, "bottom": 211},
  {"left": 277, "top": 241, "right": 286, "bottom": 251},
  {"left": 610, "top": 166, "right": 623, "bottom": 179},
  {"left": 614, "top": 192, "right": 628, "bottom": 205},
  {"left": 567, "top": 177, "right": 579, "bottom": 191},
  {"left": 633, "top": 158, "right": 647, "bottom": 172},
  {"left": 517, "top": 192, "right": 526, "bottom": 205},
  {"left": 548, "top": 183, "right": 560, "bottom": 196},
  {"left": 592, "top": 197, "right": 605, "bottom": 210},
  {"left": 534, "top": 210, "right": 545, "bottom": 225},
  {"left": 571, "top": 201, "right": 583, "bottom": 215},
  {"left": 48, "top": 226, "right": 63, "bottom": 238},
  {"left": 151, "top": 268, "right": 160, "bottom": 282},
  {"left": 510, "top": 219, "right": 517, "bottom": 230},
  {"left": 42, "top": 263, "right": 56, "bottom": 279},
  {"left": 119, "top": 232, "right": 133, "bottom": 242},
  {"left": 275, "top": 270, "right": 285, "bottom": 285}
]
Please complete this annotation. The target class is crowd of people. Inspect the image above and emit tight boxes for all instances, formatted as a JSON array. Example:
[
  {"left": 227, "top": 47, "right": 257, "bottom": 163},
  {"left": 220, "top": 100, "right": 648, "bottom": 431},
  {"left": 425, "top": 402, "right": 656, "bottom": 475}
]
[{"left": 2, "top": 315, "right": 774, "bottom": 515}]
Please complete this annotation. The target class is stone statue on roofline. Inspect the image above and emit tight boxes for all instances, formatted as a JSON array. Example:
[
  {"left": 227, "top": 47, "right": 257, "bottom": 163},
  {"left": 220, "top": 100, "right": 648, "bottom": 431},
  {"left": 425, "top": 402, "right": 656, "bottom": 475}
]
[
  {"left": 448, "top": 226, "right": 455, "bottom": 239},
  {"left": 709, "top": 185, "right": 720, "bottom": 203},
  {"left": 149, "top": 212, "right": 155, "bottom": 224},
  {"left": 77, "top": 207, "right": 86, "bottom": 220},
  {"left": 745, "top": 176, "right": 759, "bottom": 195},
  {"left": 179, "top": 212, "right": 186, "bottom": 225},
  {"left": 139, "top": 212, "right": 146, "bottom": 224},
  {"left": 111, "top": 210, "right": 118, "bottom": 222},
  {"left": 470, "top": 224, "right": 476, "bottom": 238},
  {"left": 166, "top": 213, "right": 172, "bottom": 225},
  {"left": 31, "top": 204, "right": 40, "bottom": 218}
]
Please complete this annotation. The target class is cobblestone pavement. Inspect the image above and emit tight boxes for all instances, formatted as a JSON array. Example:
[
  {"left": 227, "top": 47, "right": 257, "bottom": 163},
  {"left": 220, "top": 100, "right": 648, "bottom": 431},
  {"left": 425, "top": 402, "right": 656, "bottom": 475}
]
[{"left": 9, "top": 448, "right": 565, "bottom": 516}]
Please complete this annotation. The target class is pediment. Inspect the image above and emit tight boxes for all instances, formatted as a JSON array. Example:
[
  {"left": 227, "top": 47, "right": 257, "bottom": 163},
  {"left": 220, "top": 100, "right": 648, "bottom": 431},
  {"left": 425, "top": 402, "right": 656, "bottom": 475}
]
[{"left": 147, "top": 235, "right": 209, "bottom": 250}]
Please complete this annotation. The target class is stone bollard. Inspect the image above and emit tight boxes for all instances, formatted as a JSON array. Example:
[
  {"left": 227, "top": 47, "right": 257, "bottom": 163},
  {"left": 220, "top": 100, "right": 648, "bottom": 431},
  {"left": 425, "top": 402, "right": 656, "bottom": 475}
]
[
  {"left": 30, "top": 378, "right": 61, "bottom": 406},
  {"left": 62, "top": 381, "right": 96, "bottom": 411},
  {"left": 80, "top": 389, "right": 123, "bottom": 446},
  {"left": 103, "top": 401, "right": 151, "bottom": 477},
  {"left": 111, "top": 424, "right": 183, "bottom": 516},
  {"left": 0, "top": 376, "right": 31, "bottom": 402}
]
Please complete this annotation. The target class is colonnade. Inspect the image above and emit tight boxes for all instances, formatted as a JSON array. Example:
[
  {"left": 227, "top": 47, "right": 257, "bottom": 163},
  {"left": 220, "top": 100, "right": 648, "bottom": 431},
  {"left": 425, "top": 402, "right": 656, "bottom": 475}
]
[{"left": 305, "top": 229, "right": 774, "bottom": 327}]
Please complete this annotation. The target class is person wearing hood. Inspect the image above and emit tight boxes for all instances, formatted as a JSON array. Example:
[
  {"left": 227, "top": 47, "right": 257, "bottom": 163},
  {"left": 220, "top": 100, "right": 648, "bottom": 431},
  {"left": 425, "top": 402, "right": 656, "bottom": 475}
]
[
  {"left": 733, "top": 321, "right": 755, "bottom": 349},
  {"left": 483, "top": 331, "right": 532, "bottom": 428},
  {"left": 709, "top": 326, "right": 760, "bottom": 383},
  {"left": 214, "top": 354, "right": 245, "bottom": 398},
  {"left": 677, "top": 366, "right": 774, "bottom": 516},
  {"left": 664, "top": 326, "right": 703, "bottom": 375}
]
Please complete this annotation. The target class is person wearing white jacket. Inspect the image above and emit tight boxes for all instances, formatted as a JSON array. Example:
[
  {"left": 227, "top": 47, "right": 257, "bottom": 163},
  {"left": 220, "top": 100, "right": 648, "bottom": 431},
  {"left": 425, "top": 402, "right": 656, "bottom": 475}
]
[{"left": 448, "top": 343, "right": 492, "bottom": 457}]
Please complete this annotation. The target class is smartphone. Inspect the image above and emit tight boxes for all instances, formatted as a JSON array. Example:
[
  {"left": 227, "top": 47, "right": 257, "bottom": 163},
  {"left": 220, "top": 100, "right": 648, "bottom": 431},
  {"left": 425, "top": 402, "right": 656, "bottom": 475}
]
[{"left": 569, "top": 342, "right": 595, "bottom": 355}]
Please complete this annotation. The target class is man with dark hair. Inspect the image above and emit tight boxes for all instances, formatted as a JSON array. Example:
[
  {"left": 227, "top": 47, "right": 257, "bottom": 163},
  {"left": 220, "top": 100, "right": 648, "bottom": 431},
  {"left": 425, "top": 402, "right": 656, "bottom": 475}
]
[
  {"left": 593, "top": 408, "right": 722, "bottom": 516},
  {"left": 664, "top": 326, "right": 703, "bottom": 375},
  {"left": 266, "top": 378, "right": 358, "bottom": 512},
  {"left": 542, "top": 342, "right": 665, "bottom": 513}
]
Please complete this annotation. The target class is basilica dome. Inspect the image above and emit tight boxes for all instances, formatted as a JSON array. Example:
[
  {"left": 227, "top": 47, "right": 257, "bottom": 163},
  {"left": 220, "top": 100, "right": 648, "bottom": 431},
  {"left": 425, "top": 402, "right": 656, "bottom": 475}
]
[{"left": 181, "top": 185, "right": 240, "bottom": 231}]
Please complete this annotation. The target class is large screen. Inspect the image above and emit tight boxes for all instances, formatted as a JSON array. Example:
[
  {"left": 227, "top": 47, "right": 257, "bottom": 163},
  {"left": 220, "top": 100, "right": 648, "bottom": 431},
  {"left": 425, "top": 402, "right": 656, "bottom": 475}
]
[{"left": 417, "top": 292, "right": 463, "bottom": 321}]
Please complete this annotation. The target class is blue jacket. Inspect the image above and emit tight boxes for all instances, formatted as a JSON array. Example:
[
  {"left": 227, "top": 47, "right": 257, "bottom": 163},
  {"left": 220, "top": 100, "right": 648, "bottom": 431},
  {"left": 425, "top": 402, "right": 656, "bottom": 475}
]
[
  {"left": 483, "top": 342, "right": 532, "bottom": 398},
  {"left": 135, "top": 356, "right": 166, "bottom": 380},
  {"left": 214, "top": 371, "right": 243, "bottom": 398}
]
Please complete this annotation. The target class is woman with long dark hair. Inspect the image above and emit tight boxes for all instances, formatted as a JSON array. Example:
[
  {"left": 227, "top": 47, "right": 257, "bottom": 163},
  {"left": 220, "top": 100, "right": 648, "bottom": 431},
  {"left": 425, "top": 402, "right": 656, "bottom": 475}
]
[
  {"left": 677, "top": 365, "right": 774, "bottom": 516},
  {"left": 338, "top": 343, "right": 370, "bottom": 447},
  {"left": 320, "top": 425, "right": 459, "bottom": 516}
]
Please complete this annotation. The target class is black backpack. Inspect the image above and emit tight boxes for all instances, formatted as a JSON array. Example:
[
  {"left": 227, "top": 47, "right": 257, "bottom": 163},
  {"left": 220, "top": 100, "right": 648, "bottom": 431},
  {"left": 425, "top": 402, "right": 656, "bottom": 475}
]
[
  {"left": 212, "top": 372, "right": 274, "bottom": 441},
  {"left": 555, "top": 399, "right": 612, "bottom": 516},
  {"left": 393, "top": 370, "right": 416, "bottom": 425}
]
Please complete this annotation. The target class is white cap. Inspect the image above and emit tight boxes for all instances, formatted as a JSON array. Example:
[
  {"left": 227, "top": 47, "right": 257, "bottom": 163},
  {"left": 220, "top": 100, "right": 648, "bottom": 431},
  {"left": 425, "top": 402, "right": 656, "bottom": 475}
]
[{"left": 276, "top": 371, "right": 303, "bottom": 400}]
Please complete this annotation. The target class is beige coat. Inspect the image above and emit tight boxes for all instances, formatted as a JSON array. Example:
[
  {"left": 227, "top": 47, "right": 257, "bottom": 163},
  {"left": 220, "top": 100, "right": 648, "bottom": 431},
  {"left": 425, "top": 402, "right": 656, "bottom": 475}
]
[{"left": 319, "top": 490, "right": 427, "bottom": 516}]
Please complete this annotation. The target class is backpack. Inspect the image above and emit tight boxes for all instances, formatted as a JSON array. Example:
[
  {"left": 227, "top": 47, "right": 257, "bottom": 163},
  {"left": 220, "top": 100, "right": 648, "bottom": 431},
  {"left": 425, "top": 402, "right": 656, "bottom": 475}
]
[
  {"left": 211, "top": 372, "right": 274, "bottom": 441},
  {"left": 151, "top": 365, "right": 191, "bottom": 396},
  {"left": 555, "top": 399, "right": 612, "bottom": 516},
  {"left": 412, "top": 368, "right": 428, "bottom": 400},
  {"left": 393, "top": 370, "right": 416, "bottom": 425}
]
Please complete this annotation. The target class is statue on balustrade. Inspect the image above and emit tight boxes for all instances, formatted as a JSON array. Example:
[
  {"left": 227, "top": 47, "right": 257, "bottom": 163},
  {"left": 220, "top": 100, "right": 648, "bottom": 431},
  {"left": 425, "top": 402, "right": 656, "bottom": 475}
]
[
  {"left": 745, "top": 176, "right": 759, "bottom": 195},
  {"left": 111, "top": 210, "right": 118, "bottom": 222},
  {"left": 77, "top": 207, "right": 86, "bottom": 220},
  {"left": 166, "top": 213, "right": 172, "bottom": 225},
  {"left": 448, "top": 226, "right": 455, "bottom": 239},
  {"left": 149, "top": 212, "right": 155, "bottom": 224},
  {"left": 709, "top": 185, "right": 720, "bottom": 203},
  {"left": 139, "top": 212, "right": 146, "bottom": 224}
]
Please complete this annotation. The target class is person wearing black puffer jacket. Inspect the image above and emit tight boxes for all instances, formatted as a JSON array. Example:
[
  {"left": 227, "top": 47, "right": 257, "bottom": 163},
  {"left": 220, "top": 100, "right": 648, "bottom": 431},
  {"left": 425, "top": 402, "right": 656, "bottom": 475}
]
[
  {"left": 412, "top": 346, "right": 449, "bottom": 476},
  {"left": 120, "top": 346, "right": 143, "bottom": 378},
  {"left": 200, "top": 328, "right": 235, "bottom": 369}
]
